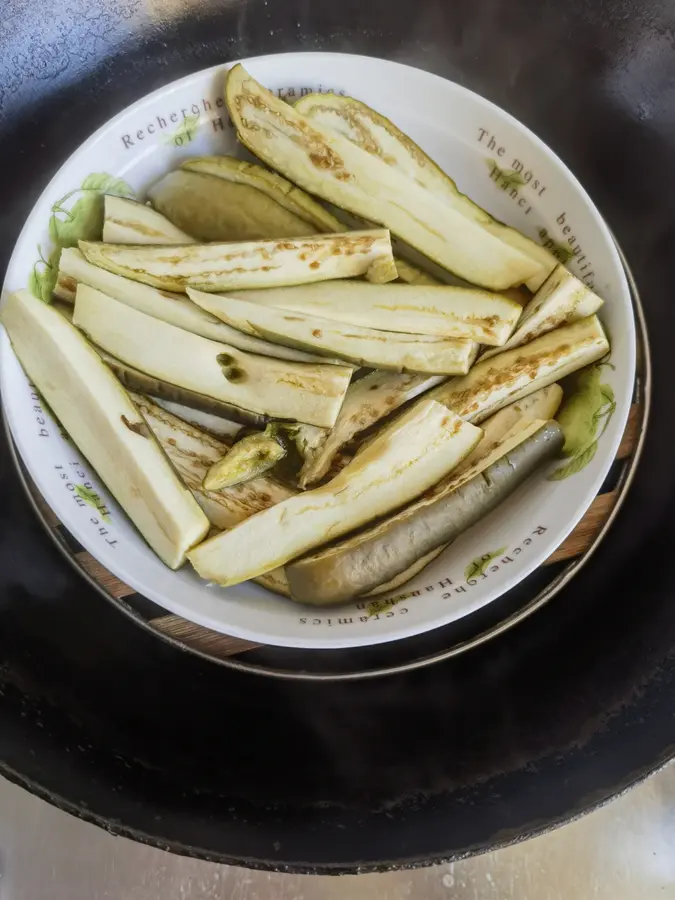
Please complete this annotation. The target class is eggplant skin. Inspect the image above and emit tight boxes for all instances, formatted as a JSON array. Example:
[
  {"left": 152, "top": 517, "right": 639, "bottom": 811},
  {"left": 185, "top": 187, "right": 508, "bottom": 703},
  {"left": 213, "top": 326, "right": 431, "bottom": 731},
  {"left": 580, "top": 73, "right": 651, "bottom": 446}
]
[{"left": 286, "top": 421, "right": 563, "bottom": 606}]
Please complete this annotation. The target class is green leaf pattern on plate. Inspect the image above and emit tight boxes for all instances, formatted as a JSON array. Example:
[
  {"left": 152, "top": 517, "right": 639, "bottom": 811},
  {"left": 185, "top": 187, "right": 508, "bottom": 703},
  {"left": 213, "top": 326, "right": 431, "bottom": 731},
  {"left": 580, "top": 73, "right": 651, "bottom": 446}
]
[
  {"left": 537, "top": 228, "right": 574, "bottom": 264},
  {"left": 465, "top": 547, "right": 507, "bottom": 581},
  {"left": 74, "top": 484, "right": 111, "bottom": 522},
  {"left": 549, "top": 362, "right": 616, "bottom": 481},
  {"left": 28, "top": 173, "right": 135, "bottom": 303},
  {"left": 28, "top": 245, "right": 59, "bottom": 303},
  {"left": 164, "top": 113, "right": 201, "bottom": 147},
  {"left": 486, "top": 159, "right": 527, "bottom": 189}
]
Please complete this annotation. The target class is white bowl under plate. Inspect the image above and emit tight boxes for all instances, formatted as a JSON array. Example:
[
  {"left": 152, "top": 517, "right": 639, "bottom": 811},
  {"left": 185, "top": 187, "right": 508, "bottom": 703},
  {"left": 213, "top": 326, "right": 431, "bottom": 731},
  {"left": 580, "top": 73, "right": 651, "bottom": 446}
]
[{"left": 0, "top": 53, "right": 635, "bottom": 649}]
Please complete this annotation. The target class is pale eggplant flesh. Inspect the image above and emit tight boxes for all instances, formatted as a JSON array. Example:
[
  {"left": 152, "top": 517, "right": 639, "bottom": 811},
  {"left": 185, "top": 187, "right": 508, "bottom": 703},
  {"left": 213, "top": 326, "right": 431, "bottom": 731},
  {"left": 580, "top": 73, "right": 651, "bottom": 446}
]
[
  {"left": 286, "top": 420, "right": 563, "bottom": 605},
  {"left": 103, "top": 194, "right": 193, "bottom": 244},
  {"left": 295, "top": 370, "right": 445, "bottom": 488},
  {"left": 428, "top": 315, "right": 609, "bottom": 424},
  {"left": 79, "top": 228, "right": 398, "bottom": 292},
  {"left": 188, "top": 289, "right": 478, "bottom": 375},
  {"left": 226, "top": 281, "right": 523, "bottom": 345},
  {"left": 481, "top": 265, "right": 604, "bottom": 361},
  {"left": 1, "top": 291, "right": 210, "bottom": 568}
]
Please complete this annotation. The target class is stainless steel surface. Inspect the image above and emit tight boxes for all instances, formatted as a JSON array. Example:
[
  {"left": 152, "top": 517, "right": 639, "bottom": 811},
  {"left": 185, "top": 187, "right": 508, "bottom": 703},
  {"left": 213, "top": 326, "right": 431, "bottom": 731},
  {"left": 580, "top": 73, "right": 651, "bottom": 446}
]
[{"left": 2, "top": 766, "right": 675, "bottom": 898}]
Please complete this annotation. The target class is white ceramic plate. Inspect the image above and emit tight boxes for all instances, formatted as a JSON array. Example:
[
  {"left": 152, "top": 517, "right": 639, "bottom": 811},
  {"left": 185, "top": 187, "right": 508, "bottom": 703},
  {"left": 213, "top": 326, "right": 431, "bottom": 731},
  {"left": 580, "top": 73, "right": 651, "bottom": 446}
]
[{"left": 0, "top": 53, "right": 635, "bottom": 649}]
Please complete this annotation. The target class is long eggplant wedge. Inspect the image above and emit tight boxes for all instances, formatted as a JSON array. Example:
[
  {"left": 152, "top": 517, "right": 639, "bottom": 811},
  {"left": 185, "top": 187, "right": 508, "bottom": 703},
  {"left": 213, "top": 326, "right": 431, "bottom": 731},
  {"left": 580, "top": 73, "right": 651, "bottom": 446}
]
[
  {"left": 79, "top": 229, "right": 398, "bottom": 292},
  {"left": 102, "top": 195, "right": 193, "bottom": 244},
  {"left": 295, "top": 92, "right": 557, "bottom": 292},
  {"left": 226, "top": 281, "right": 522, "bottom": 344},
  {"left": 2, "top": 291, "right": 209, "bottom": 568},
  {"left": 176, "top": 157, "right": 441, "bottom": 288},
  {"left": 55, "top": 248, "right": 343, "bottom": 365},
  {"left": 225, "top": 65, "right": 540, "bottom": 290},
  {"left": 133, "top": 394, "right": 295, "bottom": 529},
  {"left": 187, "top": 400, "right": 482, "bottom": 586},
  {"left": 188, "top": 289, "right": 478, "bottom": 375},
  {"left": 286, "top": 420, "right": 563, "bottom": 604},
  {"left": 295, "top": 370, "right": 445, "bottom": 488},
  {"left": 481, "top": 265, "right": 604, "bottom": 361},
  {"left": 73, "top": 285, "right": 353, "bottom": 428},
  {"left": 147, "top": 169, "right": 322, "bottom": 242},
  {"left": 426, "top": 315, "right": 609, "bottom": 424}
]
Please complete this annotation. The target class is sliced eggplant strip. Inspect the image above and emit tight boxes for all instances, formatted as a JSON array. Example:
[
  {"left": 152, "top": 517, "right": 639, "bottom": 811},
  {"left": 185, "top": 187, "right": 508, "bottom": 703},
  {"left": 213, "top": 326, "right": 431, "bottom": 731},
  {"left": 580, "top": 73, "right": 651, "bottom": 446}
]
[
  {"left": 79, "top": 228, "right": 397, "bottom": 292},
  {"left": 147, "top": 169, "right": 320, "bottom": 242},
  {"left": 2, "top": 291, "right": 209, "bottom": 568},
  {"left": 225, "top": 65, "right": 540, "bottom": 290},
  {"left": 481, "top": 265, "right": 604, "bottom": 361},
  {"left": 187, "top": 399, "right": 482, "bottom": 586},
  {"left": 295, "top": 92, "right": 557, "bottom": 292},
  {"left": 455, "top": 383, "right": 563, "bottom": 473},
  {"left": 227, "top": 281, "right": 522, "bottom": 344},
  {"left": 203, "top": 428, "right": 286, "bottom": 491},
  {"left": 102, "top": 195, "right": 192, "bottom": 244},
  {"left": 132, "top": 394, "right": 295, "bottom": 530},
  {"left": 73, "top": 285, "right": 353, "bottom": 428},
  {"left": 427, "top": 315, "right": 609, "bottom": 424},
  {"left": 188, "top": 289, "right": 478, "bottom": 375},
  {"left": 296, "top": 370, "right": 445, "bottom": 488},
  {"left": 286, "top": 420, "right": 562, "bottom": 605},
  {"left": 55, "top": 248, "right": 341, "bottom": 365}
]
